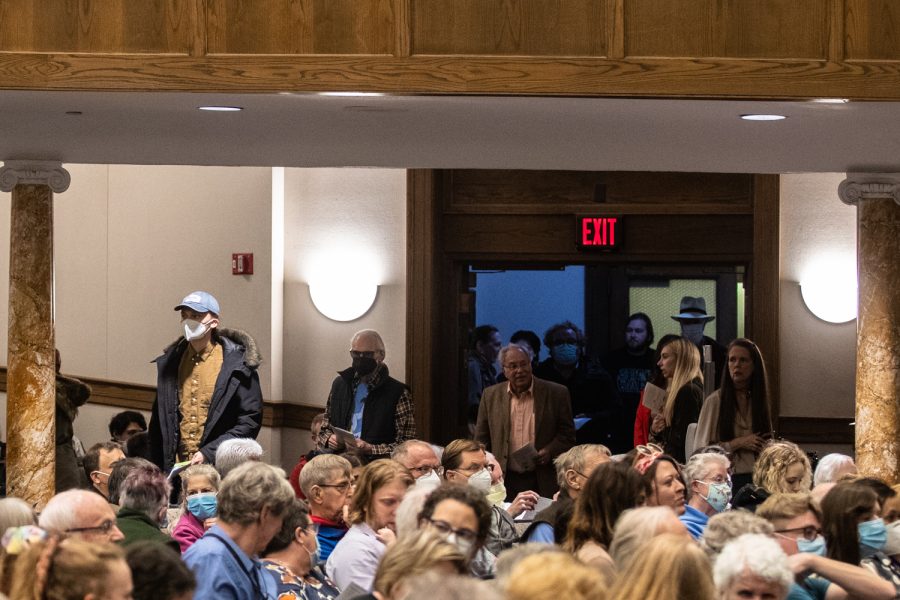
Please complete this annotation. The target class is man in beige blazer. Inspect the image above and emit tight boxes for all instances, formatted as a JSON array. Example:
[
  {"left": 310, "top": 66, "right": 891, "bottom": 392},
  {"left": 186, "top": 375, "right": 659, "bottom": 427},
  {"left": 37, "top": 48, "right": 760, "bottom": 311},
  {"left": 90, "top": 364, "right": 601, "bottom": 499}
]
[{"left": 475, "top": 343, "right": 576, "bottom": 499}]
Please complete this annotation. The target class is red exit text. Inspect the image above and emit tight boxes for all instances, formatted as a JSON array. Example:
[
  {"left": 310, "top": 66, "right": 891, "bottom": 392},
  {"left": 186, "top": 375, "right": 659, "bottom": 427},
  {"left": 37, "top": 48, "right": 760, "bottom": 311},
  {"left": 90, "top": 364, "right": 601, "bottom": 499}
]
[{"left": 578, "top": 216, "right": 620, "bottom": 249}]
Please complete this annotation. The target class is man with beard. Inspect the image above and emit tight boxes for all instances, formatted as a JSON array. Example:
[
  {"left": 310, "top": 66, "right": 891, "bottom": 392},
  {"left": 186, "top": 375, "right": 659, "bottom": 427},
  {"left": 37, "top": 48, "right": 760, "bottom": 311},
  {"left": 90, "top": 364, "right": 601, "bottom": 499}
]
[
  {"left": 672, "top": 296, "right": 726, "bottom": 390},
  {"left": 602, "top": 313, "right": 657, "bottom": 453},
  {"left": 317, "top": 329, "right": 416, "bottom": 462}
]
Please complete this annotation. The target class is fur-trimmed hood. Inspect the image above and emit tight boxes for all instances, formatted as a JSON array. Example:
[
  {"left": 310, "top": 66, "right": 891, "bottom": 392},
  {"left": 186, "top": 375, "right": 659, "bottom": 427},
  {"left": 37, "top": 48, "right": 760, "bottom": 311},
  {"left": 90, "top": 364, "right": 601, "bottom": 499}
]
[
  {"left": 159, "top": 327, "right": 262, "bottom": 369},
  {"left": 56, "top": 373, "right": 91, "bottom": 421}
]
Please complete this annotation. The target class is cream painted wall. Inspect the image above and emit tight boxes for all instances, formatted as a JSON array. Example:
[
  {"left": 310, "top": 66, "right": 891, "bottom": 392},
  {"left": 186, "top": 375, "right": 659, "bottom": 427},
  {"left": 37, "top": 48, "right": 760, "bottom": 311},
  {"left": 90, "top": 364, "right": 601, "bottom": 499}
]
[{"left": 779, "top": 173, "right": 857, "bottom": 456}]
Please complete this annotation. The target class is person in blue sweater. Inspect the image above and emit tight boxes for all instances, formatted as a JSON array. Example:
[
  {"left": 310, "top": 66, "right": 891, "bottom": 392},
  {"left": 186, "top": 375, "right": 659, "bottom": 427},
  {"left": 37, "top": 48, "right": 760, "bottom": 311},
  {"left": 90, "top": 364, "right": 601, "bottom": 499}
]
[{"left": 680, "top": 451, "right": 732, "bottom": 540}]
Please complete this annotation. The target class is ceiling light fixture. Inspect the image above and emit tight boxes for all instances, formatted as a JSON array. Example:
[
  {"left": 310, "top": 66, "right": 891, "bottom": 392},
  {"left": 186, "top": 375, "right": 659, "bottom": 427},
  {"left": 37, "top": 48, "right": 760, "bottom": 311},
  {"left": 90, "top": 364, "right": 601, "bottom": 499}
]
[
  {"left": 318, "top": 92, "right": 385, "bottom": 97},
  {"left": 811, "top": 98, "right": 849, "bottom": 104},
  {"left": 197, "top": 106, "right": 243, "bottom": 112},
  {"left": 740, "top": 114, "right": 787, "bottom": 121}
]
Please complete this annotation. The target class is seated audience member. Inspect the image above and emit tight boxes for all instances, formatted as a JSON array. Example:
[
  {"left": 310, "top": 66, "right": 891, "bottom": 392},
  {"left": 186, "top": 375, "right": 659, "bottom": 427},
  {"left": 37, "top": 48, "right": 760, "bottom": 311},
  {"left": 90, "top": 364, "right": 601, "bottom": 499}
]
[
  {"left": 0, "top": 497, "right": 36, "bottom": 532},
  {"left": 183, "top": 462, "right": 295, "bottom": 600},
  {"left": 699, "top": 509, "right": 774, "bottom": 558},
  {"left": 261, "top": 498, "right": 341, "bottom": 600},
  {"left": 608, "top": 533, "right": 715, "bottom": 600},
  {"left": 821, "top": 481, "right": 900, "bottom": 590},
  {"left": 0, "top": 525, "right": 46, "bottom": 597},
  {"left": 107, "top": 457, "right": 155, "bottom": 505},
  {"left": 884, "top": 485, "right": 900, "bottom": 524},
  {"left": 638, "top": 451, "right": 687, "bottom": 517},
  {"left": 124, "top": 432, "right": 152, "bottom": 461},
  {"left": 394, "top": 486, "right": 433, "bottom": 540},
  {"left": 116, "top": 464, "right": 175, "bottom": 548},
  {"left": 372, "top": 529, "right": 467, "bottom": 600},
  {"left": 214, "top": 437, "right": 264, "bottom": 478},
  {"left": 109, "top": 410, "right": 148, "bottom": 443},
  {"left": 736, "top": 440, "right": 811, "bottom": 511},
  {"left": 172, "top": 463, "right": 220, "bottom": 553},
  {"left": 505, "top": 551, "right": 608, "bottom": 600},
  {"left": 39, "top": 489, "right": 124, "bottom": 544},
  {"left": 608, "top": 506, "right": 688, "bottom": 572},
  {"left": 417, "top": 483, "right": 493, "bottom": 576},
  {"left": 391, "top": 439, "right": 443, "bottom": 491},
  {"left": 300, "top": 454, "right": 354, "bottom": 563},
  {"left": 483, "top": 451, "right": 507, "bottom": 506},
  {"left": 83, "top": 441, "right": 126, "bottom": 501},
  {"left": 404, "top": 571, "right": 502, "bottom": 600},
  {"left": 493, "top": 544, "right": 567, "bottom": 588},
  {"left": 714, "top": 534, "right": 793, "bottom": 600},
  {"left": 856, "top": 478, "right": 899, "bottom": 518},
  {"left": 341, "top": 452, "right": 364, "bottom": 487},
  {"left": 126, "top": 540, "right": 196, "bottom": 600},
  {"left": 289, "top": 412, "right": 326, "bottom": 498},
  {"left": 813, "top": 453, "right": 858, "bottom": 487},
  {"left": 9, "top": 537, "right": 132, "bottom": 600},
  {"left": 326, "top": 459, "right": 413, "bottom": 592},
  {"left": 757, "top": 492, "right": 895, "bottom": 600},
  {"left": 522, "top": 444, "right": 611, "bottom": 544},
  {"left": 680, "top": 452, "right": 732, "bottom": 539},
  {"left": 564, "top": 461, "right": 649, "bottom": 584}
]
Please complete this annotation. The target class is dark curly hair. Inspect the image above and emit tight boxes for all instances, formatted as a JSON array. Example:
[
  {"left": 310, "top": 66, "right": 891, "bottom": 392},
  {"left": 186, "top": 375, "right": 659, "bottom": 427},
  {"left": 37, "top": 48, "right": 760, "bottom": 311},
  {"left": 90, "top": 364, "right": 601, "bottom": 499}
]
[
  {"left": 126, "top": 541, "right": 195, "bottom": 600},
  {"left": 417, "top": 483, "right": 493, "bottom": 550}
]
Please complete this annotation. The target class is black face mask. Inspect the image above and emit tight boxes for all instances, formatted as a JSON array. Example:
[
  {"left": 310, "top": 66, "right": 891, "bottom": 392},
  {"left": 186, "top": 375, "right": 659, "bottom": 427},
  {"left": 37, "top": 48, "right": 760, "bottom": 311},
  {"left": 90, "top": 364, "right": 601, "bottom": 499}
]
[{"left": 352, "top": 356, "right": 378, "bottom": 376}]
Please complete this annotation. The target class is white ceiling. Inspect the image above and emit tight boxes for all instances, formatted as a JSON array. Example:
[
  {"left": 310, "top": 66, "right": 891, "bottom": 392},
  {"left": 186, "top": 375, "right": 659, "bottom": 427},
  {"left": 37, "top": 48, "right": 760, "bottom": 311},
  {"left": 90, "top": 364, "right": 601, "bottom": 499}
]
[{"left": 1, "top": 90, "right": 899, "bottom": 173}]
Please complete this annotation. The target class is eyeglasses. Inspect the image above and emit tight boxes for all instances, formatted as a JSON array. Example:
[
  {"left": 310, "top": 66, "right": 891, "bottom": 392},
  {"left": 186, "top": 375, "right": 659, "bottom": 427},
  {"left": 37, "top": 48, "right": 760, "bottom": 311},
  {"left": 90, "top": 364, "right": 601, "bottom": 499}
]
[
  {"left": 350, "top": 350, "right": 380, "bottom": 359},
  {"left": 427, "top": 519, "right": 478, "bottom": 544},
  {"left": 502, "top": 361, "right": 530, "bottom": 372},
  {"left": 317, "top": 481, "right": 352, "bottom": 493},
  {"left": 303, "top": 523, "right": 320, "bottom": 535},
  {"left": 410, "top": 465, "right": 444, "bottom": 477},
  {"left": 774, "top": 526, "right": 822, "bottom": 542},
  {"left": 65, "top": 520, "right": 117, "bottom": 535},
  {"left": 453, "top": 464, "right": 493, "bottom": 476}
]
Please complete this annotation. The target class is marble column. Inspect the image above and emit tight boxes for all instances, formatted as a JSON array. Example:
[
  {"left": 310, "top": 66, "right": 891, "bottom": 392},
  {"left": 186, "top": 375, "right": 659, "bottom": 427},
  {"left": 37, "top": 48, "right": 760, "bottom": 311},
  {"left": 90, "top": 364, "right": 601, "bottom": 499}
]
[
  {"left": 0, "top": 161, "right": 70, "bottom": 509},
  {"left": 838, "top": 174, "right": 900, "bottom": 484}
]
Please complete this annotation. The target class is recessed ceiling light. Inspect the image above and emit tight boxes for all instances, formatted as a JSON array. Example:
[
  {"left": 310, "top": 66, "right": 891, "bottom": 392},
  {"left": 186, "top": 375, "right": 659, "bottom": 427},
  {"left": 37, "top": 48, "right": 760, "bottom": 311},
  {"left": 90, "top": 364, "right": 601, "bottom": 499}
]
[
  {"left": 740, "top": 114, "right": 787, "bottom": 121},
  {"left": 811, "top": 98, "right": 849, "bottom": 104},
  {"left": 318, "top": 92, "right": 385, "bottom": 97},
  {"left": 197, "top": 106, "right": 243, "bottom": 112}
]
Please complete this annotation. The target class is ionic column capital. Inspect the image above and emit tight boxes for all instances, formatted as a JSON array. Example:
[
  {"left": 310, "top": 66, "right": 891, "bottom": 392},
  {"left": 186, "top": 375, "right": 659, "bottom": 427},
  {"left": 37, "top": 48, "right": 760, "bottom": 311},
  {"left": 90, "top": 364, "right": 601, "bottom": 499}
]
[
  {"left": 0, "top": 160, "right": 70, "bottom": 193},
  {"left": 838, "top": 173, "right": 900, "bottom": 207}
]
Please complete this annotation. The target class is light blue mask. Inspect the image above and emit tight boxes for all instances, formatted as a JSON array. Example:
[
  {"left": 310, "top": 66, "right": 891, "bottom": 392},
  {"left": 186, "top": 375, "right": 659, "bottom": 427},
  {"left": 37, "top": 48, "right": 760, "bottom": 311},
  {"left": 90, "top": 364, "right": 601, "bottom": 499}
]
[
  {"left": 699, "top": 481, "right": 731, "bottom": 513},
  {"left": 797, "top": 535, "right": 827, "bottom": 557},
  {"left": 858, "top": 517, "right": 887, "bottom": 557},
  {"left": 187, "top": 492, "right": 218, "bottom": 521},
  {"left": 551, "top": 343, "right": 579, "bottom": 366}
]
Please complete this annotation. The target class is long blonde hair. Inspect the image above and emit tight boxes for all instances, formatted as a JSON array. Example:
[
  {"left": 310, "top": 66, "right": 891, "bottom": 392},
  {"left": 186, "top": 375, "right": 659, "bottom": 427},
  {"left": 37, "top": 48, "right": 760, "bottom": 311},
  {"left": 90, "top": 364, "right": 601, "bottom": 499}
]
[
  {"left": 608, "top": 533, "right": 715, "bottom": 600},
  {"left": 9, "top": 537, "right": 126, "bottom": 600},
  {"left": 661, "top": 338, "right": 702, "bottom": 425}
]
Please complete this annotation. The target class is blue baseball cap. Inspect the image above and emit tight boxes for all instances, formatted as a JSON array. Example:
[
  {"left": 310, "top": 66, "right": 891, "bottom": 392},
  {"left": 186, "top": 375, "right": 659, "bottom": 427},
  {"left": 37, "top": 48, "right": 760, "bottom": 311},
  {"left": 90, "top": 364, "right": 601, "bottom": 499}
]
[{"left": 174, "top": 291, "right": 220, "bottom": 316}]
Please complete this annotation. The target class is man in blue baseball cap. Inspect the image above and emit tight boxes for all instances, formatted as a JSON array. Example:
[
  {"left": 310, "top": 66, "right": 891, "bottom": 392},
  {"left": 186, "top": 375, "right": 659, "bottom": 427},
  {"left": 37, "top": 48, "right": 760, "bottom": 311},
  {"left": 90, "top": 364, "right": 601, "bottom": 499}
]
[{"left": 148, "top": 291, "right": 263, "bottom": 472}]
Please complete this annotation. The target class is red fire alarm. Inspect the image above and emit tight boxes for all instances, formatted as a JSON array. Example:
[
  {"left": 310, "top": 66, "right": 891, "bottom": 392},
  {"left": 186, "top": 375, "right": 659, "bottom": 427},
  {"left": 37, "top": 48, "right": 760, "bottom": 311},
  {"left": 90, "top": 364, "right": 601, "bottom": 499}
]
[{"left": 232, "top": 253, "right": 254, "bottom": 275}]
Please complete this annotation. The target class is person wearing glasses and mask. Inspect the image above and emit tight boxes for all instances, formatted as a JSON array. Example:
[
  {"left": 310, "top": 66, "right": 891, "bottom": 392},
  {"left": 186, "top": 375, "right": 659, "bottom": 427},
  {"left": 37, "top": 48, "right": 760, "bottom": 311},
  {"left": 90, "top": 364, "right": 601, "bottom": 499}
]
[
  {"left": 300, "top": 454, "right": 355, "bottom": 563},
  {"left": 149, "top": 290, "right": 263, "bottom": 472},
  {"left": 392, "top": 440, "right": 443, "bottom": 491},
  {"left": 317, "top": 329, "right": 416, "bottom": 462},
  {"left": 38, "top": 489, "right": 126, "bottom": 544}
]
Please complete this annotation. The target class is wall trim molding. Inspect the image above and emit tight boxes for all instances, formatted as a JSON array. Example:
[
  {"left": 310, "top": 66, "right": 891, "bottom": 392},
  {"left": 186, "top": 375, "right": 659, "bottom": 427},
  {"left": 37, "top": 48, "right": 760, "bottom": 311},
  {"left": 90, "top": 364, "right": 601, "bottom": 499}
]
[
  {"left": 0, "top": 368, "right": 321, "bottom": 430},
  {"left": 778, "top": 416, "right": 854, "bottom": 446}
]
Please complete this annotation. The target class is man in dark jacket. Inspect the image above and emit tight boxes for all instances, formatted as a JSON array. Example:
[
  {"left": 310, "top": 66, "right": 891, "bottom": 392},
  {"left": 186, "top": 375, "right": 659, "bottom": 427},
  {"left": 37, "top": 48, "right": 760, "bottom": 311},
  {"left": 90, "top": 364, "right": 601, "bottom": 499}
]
[
  {"left": 316, "top": 329, "right": 416, "bottom": 462},
  {"left": 148, "top": 291, "right": 263, "bottom": 472}
]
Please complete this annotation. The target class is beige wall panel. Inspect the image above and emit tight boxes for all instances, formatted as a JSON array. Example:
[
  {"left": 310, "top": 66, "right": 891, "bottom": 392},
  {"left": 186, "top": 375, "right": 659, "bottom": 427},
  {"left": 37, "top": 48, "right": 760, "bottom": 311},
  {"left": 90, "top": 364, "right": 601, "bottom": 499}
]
[
  {"left": 207, "top": 0, "right": 396, "bottom": 55},
  {"left": 0, "top": 0, "right": 195, "bottom": 53},
  {"left": 625, "top": 0, "right": 828, "bottom": 59},
  {"left": 846, "top": 0, "right": 900, "bottom": 60},
  {"left": 779, "top": 173, "right": 856, "bottom": 420},
  {"left": 412, "top": 0, "right": 608, "bottom": 56}
]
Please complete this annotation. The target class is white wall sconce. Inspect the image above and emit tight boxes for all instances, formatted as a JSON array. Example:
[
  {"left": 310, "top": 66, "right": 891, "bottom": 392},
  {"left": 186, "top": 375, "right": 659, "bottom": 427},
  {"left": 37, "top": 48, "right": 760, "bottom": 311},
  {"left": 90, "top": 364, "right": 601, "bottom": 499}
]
[
  {"left": 307, "top": 250, "right": 379, "bottom": 321},
  {"left": 799, "top": 255, "right": 858, "bottom": 323}
]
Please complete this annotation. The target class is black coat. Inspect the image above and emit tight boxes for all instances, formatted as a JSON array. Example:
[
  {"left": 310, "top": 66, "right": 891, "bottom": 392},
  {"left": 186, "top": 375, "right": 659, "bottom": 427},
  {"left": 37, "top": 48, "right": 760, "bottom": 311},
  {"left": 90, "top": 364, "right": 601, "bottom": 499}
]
[{"left": 148, "top": 328, "right": 262, "bottom": 471}]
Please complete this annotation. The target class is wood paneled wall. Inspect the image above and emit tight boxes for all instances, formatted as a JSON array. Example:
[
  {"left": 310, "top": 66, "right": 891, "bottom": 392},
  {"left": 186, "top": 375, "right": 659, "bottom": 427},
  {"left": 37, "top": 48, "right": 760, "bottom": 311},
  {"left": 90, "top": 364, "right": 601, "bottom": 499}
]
[{"left": 1, "top": 0, "right": 900, "bottom": 97}]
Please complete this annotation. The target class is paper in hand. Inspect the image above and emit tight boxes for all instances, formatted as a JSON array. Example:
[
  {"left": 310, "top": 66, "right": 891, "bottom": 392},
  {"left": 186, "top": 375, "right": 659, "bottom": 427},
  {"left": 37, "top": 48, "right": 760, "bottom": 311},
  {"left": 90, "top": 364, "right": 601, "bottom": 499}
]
[
  {"left": 641, "top": 382, "right": 666, "bottom": 414},
  {"left": 510, "top": 443, "right": 539, "bottom": 472},
  {"left": 331, "top": 426, "right": 359, "bottom": 449}
]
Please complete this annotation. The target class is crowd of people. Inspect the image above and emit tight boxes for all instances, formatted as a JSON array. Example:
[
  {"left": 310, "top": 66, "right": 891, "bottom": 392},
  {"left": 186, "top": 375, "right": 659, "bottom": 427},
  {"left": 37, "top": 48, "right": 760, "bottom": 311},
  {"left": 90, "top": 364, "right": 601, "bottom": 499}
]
[{"left": 0, "top": 291, "right": 898, "bottom": 599}]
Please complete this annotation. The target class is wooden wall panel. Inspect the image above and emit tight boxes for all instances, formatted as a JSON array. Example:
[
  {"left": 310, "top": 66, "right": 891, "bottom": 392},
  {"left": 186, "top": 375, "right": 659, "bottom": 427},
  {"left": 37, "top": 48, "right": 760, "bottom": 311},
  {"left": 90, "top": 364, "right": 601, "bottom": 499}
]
[
  {"left": 625, "top": 0, "right": 829, "bottom": 59},
  {"left": 846, "top": 0, "right": 900, "bottom": 60},
  {"left": 206, "top": 0, "right": 397, "bottom": 55},
  {"left": 0, "top": 0, "right": 196, "bottom": 54},
  {"left": 411, "top": 0, "right": 609, "bottom": 56}
]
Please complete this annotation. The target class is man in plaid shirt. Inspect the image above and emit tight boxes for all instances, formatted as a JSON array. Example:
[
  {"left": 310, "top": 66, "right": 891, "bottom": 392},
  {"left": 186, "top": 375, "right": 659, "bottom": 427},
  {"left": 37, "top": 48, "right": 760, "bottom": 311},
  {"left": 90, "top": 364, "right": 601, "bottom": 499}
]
[{"left": 317, "top": 329, "right": 416, "bottom": 462}]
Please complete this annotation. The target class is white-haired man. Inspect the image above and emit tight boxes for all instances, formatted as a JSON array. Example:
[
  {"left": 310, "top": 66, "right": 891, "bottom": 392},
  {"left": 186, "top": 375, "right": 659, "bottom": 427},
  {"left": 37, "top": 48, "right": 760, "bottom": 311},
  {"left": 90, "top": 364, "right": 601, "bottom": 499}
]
[
  {"left": 215, "top": 437, "right": 264, "bottom": 478},
  {"left": 39, "top": 489, "right": 124, "bottom": 543},
  {"left": 392, "top": 440, "right": 442, "bottom": 489}
]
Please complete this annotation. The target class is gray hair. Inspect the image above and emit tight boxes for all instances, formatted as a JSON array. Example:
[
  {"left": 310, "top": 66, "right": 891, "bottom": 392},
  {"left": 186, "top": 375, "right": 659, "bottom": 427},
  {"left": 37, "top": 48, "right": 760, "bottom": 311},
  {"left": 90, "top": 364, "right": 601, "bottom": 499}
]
[
  {"left": 498, "top": 343, "right": 533, "bottom": 365},
  {"left": 700, "top": 509, "right": 774, "bottom": 558},
  {"left": 394, "top": 486, "right": 432, "bottom": 540},
  {"left": 218, "top": 462, "right": 295, "bottom": 526},
  {"left": 351, "top": 329, "right": 385, "bottom": 353},
  {"left": 553, "top": 444, "right": 611, "bottom": 490},
  {"left": 608, "top": 506, "right": 678, "bottom": 571},
  {"left": 299, "top": 454, "right": 353, "bottom": 497},
  {"left": 39, "top": 490, "right": 107, "bottom": 532},
  {"left": 682, "top": 452, "right": 731, "bottom": 500},
  {"left": 215, "top": 438, "right": 264, "bottom": 478},
  {"left": 813, "top": 453, "right": 856, "bottom": 486},
  {"left": 0, "top": 497, "right": 36, "bottom": 532},
  {"left": 713, "top": 534, "right": 793, "bottom": 596},
  {"left": 391, "top": 440, "right": 434, "bottom": 464},
  {"left": 120, "top": 464, "right": 170, "bottom": 519},
  {"left": 108, "top": 457, "right": 155, "bottom": 505}
]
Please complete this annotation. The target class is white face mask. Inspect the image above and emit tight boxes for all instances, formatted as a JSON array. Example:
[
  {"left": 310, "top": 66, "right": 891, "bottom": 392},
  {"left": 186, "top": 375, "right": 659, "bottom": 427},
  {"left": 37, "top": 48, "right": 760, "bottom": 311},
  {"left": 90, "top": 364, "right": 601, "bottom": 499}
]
[
  {"left": 486, "top": 482, "right": 507, "bottom": 506},
  {"left": 467, "top": 468, "right": 492, "bottom": 493},
  {"left": 183, "top": 319, "right": 209, "bottom": 342},
  {"left": 415, "top": 470, "right": 441, "bottom": 491},
  {"left": 680, "top": 323, "right": 705, "bottom": 344},
  {"left": 446, "top": 533, "right": 474, "bottom": 557}
]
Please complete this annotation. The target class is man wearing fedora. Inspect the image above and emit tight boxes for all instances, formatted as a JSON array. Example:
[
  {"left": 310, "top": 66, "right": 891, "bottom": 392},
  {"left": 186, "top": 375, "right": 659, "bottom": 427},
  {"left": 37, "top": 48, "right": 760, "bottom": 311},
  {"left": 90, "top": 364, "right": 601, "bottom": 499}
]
[
  {"left": 672, "top": 296, "right": 726, "bottom": 390},
  {"left": 148, "top": 291, "right": 263, "bottom": 472}
]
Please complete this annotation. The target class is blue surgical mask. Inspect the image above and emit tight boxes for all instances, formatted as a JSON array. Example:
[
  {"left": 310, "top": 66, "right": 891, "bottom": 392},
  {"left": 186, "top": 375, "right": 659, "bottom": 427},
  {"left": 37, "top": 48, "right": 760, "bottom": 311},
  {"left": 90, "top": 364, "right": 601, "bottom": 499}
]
[
  {"left": 550, "top": 343, "right": 579, "bottom": 366},
  {"left": 797, "top": 535, "right": 827, "bottom": 557},
  {"left": 187, "top": 492, "right": 218, "bottom": 521},
  {"left": 858, "top": 517, "right": 888, "bottom": 557},
  {"left": 699, "top": 481, "right": 731, "bottom": 513},
  {"left": 307, "top": 537, "right": 321, "bottom": 569}
]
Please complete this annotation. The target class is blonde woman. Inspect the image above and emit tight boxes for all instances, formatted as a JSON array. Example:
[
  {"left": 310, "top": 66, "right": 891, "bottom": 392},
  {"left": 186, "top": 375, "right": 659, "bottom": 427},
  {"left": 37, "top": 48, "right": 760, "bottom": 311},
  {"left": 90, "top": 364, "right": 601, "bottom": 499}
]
[
  {"left": 505, "top": 552, "right": 608, "bottom": 600},
  {"left": 371, "top": 529, "right": 467, "bottom": 600},
  {"left": 651, "top": 337, "right": 703, "bottom": 463},
  {"left": 608, "top": 533, "right": 715, "bottom": 600},
  {"left": 752, "top": 441, "right": 812, "bottom": 495}
]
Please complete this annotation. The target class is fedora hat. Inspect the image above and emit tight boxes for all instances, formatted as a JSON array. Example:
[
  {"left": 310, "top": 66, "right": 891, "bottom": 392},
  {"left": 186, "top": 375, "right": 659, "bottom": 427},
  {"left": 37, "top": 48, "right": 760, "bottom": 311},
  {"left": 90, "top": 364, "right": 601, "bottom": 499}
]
[{"left": 671, "top": 296, "right": 715, "bottom": 322}]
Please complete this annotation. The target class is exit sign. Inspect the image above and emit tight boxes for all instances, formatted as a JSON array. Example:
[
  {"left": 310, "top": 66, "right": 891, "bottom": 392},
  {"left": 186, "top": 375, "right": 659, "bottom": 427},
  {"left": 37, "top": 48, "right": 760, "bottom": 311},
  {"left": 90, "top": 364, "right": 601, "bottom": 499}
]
[{"left": 577, "top": 216, "right": 622, "bottom": 250}]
